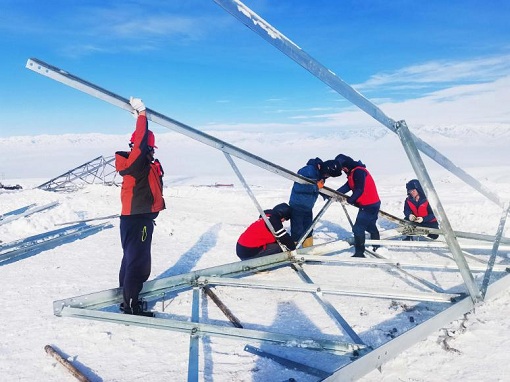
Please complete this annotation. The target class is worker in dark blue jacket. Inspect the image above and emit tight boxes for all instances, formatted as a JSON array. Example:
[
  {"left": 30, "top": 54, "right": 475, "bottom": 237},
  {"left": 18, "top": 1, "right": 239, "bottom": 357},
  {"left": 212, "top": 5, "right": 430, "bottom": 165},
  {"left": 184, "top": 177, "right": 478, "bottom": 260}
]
[{"left": 289, "top": 158, "right": 329, "bottom": 247}]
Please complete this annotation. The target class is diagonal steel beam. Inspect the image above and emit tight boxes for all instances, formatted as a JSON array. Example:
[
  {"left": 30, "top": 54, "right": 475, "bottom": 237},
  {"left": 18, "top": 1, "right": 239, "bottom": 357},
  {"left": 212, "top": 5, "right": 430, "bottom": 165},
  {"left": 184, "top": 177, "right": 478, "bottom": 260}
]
[
  {"left": 291, "top": 262, "right": 365, "bottom": 345},
  {"left": 394, "top": 120, "right": 480, "bottom": 301},
  {"left": 324, "top": 273, "right": 510, "bottom": 381},
  {"left": 481, "top": 204, "right": 510, "bottom": 298},
  {"left": 24, "top": 58, "right": 401, "bottom": 222},
  {"left": 213, "top": 0, "right": 503, "bottom": 209}
]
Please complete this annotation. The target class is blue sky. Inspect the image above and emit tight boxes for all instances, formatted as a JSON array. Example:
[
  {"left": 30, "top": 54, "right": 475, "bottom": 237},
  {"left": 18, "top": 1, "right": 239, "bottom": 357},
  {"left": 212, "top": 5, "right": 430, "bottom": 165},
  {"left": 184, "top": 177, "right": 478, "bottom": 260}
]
[{"left": 1, "top": 0, "right": 509, "bottom": 137}]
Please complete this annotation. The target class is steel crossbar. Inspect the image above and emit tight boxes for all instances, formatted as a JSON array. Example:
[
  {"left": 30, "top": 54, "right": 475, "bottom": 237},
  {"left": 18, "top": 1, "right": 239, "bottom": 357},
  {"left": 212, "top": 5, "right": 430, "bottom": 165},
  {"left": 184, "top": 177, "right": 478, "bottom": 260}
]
[
  {"left": 60, "top": 307, "right": 366, "bottom": 356},
  {"left": 197, "top": 276, "right": 461, "bottom": 303},
  {"left": 298, "top": 254, "right": 510, "bottom": 273}
]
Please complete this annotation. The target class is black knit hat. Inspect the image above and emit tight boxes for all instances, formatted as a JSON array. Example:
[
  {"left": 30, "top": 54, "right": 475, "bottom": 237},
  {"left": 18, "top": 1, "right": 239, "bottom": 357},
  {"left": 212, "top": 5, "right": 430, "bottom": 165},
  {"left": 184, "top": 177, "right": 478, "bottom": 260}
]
[
  {"left": 406, "top": 179, "right": 420, "bottom": 191},
  {"left": 335, "top": 154, "right": 356, "bottom": 170},
  {"left": 321, "top": 160, "right": 343, "bottom": 177},
  {"left": 273, "top": 203, "right": 292, "bottom": 220}
]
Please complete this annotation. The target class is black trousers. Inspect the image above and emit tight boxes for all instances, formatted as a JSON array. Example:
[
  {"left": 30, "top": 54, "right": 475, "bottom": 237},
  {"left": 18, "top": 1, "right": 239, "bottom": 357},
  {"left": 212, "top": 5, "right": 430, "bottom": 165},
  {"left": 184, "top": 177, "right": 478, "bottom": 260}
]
[
  {"left": 119, "top": 215, "right": 155, "bottom": 309},
  {"left": 236, "top": 242, "right": 282, "bottom": 260}
]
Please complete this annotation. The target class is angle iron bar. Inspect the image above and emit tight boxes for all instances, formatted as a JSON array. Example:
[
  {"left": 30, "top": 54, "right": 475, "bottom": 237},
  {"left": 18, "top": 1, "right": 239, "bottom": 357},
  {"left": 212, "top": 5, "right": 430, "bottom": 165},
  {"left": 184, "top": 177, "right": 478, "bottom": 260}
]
[
  {"left": 1, "top": 221, "right": 86, "bottom": 253},
  {"left": 0, "top": 203, "right": 36, "bottom": 219},
  {"left": 54, "top": 214, "right": 120, "bottom": 227},
  {"left": 188, "top": 288, "right": 200, "bottom": 382},
  {"left": 0, "top": 201, "right": 59, "bottom": 226},
  {"left": 395, "top": 120, "right": 480, "bottom": 301},
  {"left": 25, "top": 59, "right": 323, "bottom": 189},
  {"left": 213, "top": 0, "right": 503, "bottom": 208},
  {"left": 460, "top": 249, "right": 491, "bottom": 265},
  {"left": 378, "top": 211, "right": 510, "bottom": 244},
  {"left": 1, "top": 223, "right": 111, "bottom": 263},
  {"left": 325, "top": 273, "right": 510, "bottom": 381},
  {"left": 198, "top": 276, "right": 460, "bottom": 303},
  {"left": 379, "top": 228, "right": 407, "bottom": 240},
  {"left": 297, "top": 199, "right": 334, "bottom": 248},
  {"left": 53, "top": 252, "right": 293, "bottom": 314},
  {"left": 364, "top": 239, "right": 510, "bottom": 251},
  {"left": 204, "top": 286, "right": 243, "bottom": 328},
  {"left": 224, "top": 152, "right": 286, "bottom": 251},
  {"left": 434, "top": 228, "right": 510, "bottom": 244},
  {"left": 60, "top": 307, "right": 364, "bottom": 355},
  {"left": 298, "top": 255, "right": 510, "bottom": 273},
  {"left": 481, "top": 204, "right": 510, "bottom": 298},
  {"left": 296, "top": 239, "right": 352, "bottom": 256},
  {"left": 364, "top": 247, "right": 446, "bottom": 294},
  {"left": 244, "top": 344, "right": 330, "bottom": 379},
  {"left": 26, "top": 58, "right": 401, "bottom": 222},
  {"left": 292, "top": 263, "right": 365, "bottom": 345},
  {"left": 341, "top": 202, "right": 355, "bottom": 229},
  {"left": 412, "top": 228, "right": 510, "bottom": 244}
]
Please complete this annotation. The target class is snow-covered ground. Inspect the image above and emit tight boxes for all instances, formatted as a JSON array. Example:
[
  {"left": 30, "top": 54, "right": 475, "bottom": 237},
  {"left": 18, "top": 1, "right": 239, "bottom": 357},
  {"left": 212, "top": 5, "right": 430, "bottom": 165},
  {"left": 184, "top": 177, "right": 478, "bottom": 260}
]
[{"left": 1, "top": 127, "right": 509, "bottom": 381}]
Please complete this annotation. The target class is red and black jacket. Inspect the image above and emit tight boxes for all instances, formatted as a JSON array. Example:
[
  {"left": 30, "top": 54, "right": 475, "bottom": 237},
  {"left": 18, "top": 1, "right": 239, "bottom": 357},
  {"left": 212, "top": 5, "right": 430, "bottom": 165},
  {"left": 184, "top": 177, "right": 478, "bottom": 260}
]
[
  {"left": 238, "top": 210, "right": 295, "bottom": 250},
  {"left": 404, "top": 197, "right": 437, "bottom": 223},
  {"left": 115, "top": 114, "right": 165, "bottom": 216},
  {"left": 339, "top": 166, "right": 380, "bottom": 207}
]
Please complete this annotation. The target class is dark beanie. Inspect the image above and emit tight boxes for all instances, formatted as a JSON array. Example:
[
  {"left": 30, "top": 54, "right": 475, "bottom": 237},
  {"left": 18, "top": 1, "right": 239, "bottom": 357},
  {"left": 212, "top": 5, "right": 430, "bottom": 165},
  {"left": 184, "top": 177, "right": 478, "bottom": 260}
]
[{"left": 272, "top": 203, "right": 292, "bottom": 220}]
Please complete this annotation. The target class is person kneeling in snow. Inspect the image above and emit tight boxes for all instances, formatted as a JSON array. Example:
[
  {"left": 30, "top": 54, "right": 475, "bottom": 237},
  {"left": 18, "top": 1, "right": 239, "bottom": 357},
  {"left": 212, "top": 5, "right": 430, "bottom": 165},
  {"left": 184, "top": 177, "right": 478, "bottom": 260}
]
[
  {"left": 236, "top": 203, "right": 296, "bottom": 260},
  {"left": 403, "top": 179, "right": 439, "bottom": 240}
]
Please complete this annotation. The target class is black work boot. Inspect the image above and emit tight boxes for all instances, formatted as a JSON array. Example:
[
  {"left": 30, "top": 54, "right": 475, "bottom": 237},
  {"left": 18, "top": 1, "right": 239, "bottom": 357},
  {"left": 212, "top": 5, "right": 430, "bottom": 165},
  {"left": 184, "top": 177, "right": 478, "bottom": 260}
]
[
  {"left": 371, "top": 232, "right": 380, "bottom": 252},
  {"left": 123, "top": 300, "right": 154, "bottom": 317},
  {"left": 351, "top": 236, "right": 366, "bottom": 258}
]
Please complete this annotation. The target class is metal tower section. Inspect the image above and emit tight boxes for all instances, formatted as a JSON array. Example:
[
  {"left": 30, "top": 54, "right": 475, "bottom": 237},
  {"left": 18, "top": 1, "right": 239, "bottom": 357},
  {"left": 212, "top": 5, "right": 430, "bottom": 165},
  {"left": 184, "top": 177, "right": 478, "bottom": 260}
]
[
  {"left": 212, "top": 0, "right": 510, "bottom": 302},
  {"left": 37, "top": 155, "right": 118, "bottom": 192},
  {"left": 24, "top": 2, "right": 510, "bottom": 380}
]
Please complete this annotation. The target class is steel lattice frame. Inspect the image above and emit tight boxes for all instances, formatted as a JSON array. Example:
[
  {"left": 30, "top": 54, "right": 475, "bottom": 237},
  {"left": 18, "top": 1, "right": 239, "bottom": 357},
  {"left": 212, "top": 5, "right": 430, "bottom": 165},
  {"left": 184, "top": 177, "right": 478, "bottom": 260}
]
[
  {"left": 37, "top": 155, "right": 119, "bottom": 192},
  {"left": 25, "top": 1, "right": 510, "bottom": 380}
]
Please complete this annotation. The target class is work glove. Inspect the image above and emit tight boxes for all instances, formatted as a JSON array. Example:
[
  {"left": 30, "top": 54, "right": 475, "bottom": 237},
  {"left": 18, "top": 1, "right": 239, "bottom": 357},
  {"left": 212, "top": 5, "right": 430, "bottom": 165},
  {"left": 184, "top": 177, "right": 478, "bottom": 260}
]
[
  {"left": 317, "top": 179, "right": 325, "bottom": 189},
  {"left": 415, "top": 217, "right": 424, "bottom": 223},
  {"left": 129, "top": 97, "right": 146, "bottom": 113},
  {"left": 409, "top": 214, "right": 417, "bottom": 222},
  {"left": 347, "top": 196, "right": 356, "bottom": 205}
]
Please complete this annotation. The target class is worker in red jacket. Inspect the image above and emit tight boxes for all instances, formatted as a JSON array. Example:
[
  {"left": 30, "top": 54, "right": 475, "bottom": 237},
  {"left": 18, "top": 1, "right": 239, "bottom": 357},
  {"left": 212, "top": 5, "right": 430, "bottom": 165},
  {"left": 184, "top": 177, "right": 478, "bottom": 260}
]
[
  {"left": 404, "top": 179, "right": 439, "bottom": 240},
  {"left": 236, "top": 203, "right": 296, "bottom": 260},
  {"left": 335, "top": 154, "right": 381, "bottom": 258},
  {"left": 115, "top": 97, "right": 165, "bottom": 317}
]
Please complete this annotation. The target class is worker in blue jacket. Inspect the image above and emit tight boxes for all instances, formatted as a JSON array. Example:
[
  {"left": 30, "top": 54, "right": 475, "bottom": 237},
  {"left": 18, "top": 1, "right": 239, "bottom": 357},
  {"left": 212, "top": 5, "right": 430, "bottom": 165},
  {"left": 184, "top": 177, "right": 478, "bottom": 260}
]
[{"left": 289, "top": 157, "right": 330, "bottom": 247}]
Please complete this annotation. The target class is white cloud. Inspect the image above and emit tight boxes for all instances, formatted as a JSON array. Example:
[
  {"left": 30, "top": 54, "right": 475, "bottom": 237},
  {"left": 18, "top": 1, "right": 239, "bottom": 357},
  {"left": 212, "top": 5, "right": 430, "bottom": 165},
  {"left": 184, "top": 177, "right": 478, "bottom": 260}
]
[{"left": 357, "top": 54, "right": 510, "bottom": 91}]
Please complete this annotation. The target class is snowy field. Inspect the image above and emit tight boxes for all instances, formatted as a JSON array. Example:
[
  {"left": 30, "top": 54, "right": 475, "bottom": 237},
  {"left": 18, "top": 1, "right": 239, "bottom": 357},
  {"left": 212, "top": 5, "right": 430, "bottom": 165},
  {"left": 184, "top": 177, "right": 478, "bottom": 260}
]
[{"left": 1, "top": 127, "right": 510, "bottom": 381}]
